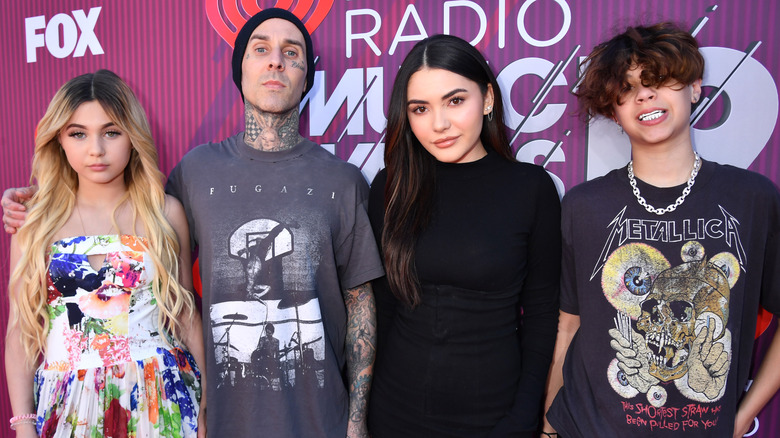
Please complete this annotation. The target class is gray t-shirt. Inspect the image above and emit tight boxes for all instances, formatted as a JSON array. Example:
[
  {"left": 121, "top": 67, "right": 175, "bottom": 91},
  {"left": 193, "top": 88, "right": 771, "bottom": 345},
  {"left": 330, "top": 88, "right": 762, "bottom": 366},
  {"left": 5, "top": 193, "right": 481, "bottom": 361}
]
[{"left": 167, "top": 134, "right": 384, "bottom": 437}]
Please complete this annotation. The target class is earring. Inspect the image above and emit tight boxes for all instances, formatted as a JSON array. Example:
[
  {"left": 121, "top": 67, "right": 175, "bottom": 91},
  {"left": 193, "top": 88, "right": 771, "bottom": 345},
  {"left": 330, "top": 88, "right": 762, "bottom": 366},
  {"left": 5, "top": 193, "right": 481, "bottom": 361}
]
[{"left": 485, "top": 105, "right": 493, "bottom": 121}]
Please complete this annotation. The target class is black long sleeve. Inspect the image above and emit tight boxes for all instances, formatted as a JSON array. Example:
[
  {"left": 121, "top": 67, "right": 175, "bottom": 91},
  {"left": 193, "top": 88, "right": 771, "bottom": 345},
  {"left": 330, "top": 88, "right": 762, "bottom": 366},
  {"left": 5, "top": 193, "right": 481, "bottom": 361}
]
[{"left": 368, "top": 152, "right": 561, "bottom": 437}]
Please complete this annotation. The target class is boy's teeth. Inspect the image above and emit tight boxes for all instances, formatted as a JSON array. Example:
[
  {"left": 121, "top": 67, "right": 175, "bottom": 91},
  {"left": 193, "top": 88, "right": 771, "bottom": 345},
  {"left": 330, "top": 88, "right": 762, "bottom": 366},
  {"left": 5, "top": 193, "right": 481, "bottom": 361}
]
[{"left": 639, "top": 110, "right": 664, "bottom": 121}]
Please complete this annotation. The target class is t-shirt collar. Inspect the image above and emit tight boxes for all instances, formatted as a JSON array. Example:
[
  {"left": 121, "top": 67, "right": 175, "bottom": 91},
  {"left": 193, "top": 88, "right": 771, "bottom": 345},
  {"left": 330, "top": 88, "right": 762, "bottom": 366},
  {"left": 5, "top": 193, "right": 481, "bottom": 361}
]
[{"left": 236, "top": 132, "right": 315, "bottom": 162}]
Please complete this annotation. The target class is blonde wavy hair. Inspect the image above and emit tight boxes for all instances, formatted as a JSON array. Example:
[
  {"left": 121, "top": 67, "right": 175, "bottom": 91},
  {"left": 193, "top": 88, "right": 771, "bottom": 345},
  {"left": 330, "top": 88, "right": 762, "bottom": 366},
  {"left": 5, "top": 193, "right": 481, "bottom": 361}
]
[{"left": 9, "top": 69, "right": 195, "bottom": 365}]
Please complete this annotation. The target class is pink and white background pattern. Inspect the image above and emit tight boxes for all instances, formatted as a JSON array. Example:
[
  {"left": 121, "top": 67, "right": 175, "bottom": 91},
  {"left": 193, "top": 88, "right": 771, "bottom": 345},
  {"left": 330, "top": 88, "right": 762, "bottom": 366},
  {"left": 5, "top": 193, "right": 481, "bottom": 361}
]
[{"left": 1, "top": 1, "right": 778, "bottom": 435}]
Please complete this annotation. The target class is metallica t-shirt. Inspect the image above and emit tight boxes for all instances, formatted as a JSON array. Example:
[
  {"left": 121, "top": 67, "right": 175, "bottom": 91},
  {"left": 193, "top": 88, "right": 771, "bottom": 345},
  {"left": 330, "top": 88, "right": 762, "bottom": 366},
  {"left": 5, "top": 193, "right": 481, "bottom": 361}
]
[
  {"left": 167, "top": 134, "right": 384, "bottom": 437},
  {"left": 547, "top": 159, "right": 780, "bottom": 437}
]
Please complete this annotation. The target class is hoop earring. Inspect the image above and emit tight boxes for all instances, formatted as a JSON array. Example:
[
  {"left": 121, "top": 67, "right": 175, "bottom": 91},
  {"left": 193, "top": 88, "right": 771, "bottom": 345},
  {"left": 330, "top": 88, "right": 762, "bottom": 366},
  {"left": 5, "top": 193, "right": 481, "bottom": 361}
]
[{"left": 487, "top": 111, "right": 494, "bottom": 121}]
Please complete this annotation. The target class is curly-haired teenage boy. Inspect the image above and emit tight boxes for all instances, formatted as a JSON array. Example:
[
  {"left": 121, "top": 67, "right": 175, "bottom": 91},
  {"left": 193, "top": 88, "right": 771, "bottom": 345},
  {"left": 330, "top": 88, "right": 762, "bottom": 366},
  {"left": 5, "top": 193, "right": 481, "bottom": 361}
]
[{"left": 542, "top": 22, "right": 780, "bottom": 438}]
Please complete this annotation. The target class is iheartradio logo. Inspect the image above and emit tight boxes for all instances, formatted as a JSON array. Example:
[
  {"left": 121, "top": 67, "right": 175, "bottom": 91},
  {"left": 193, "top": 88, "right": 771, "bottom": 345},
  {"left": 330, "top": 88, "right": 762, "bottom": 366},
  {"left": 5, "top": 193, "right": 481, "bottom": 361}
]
[{"left": 206, "top": 0, "right": 333, "bottom": 47}]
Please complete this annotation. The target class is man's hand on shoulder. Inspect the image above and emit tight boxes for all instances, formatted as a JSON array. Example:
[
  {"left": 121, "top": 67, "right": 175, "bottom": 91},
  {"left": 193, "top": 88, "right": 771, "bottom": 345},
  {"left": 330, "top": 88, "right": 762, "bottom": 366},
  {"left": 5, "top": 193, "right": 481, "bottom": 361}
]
[{"left": 2, "top": 186, "right": 36, "bottom": 234}]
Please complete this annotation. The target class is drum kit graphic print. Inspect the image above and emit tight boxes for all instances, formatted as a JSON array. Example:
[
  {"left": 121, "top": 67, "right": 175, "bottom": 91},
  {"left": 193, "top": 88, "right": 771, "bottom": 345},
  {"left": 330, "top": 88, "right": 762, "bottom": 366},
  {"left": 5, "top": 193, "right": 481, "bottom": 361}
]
[{"left": 211, "top": 218, "right": 326, "bottom": 391}]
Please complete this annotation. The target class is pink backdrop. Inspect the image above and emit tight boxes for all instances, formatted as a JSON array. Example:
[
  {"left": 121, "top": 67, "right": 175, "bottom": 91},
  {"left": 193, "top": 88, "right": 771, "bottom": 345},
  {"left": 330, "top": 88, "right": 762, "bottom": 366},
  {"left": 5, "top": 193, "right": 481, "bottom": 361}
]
[{"left": 1, "top": 1, "right": 778, "bottom": 435}]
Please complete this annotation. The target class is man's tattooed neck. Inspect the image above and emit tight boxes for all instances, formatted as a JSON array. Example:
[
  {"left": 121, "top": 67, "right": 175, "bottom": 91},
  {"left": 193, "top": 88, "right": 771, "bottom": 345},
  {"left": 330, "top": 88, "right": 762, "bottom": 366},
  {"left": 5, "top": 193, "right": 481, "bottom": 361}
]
[{"left": 243, "top": 102, "right": 303, "bottom": 152}]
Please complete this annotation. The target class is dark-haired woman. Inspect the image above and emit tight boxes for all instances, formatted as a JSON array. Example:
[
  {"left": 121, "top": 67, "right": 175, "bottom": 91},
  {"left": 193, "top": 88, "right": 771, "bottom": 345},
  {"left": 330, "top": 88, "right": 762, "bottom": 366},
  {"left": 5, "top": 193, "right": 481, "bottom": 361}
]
[{"left": 367, "top": 34, "right": 561, "bottom": 437}]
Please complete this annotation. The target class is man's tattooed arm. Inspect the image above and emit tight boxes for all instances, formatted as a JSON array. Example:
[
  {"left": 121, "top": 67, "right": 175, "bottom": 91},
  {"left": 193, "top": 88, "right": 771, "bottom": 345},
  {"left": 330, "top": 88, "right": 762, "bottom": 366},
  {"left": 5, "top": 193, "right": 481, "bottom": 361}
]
[
  {"left": 343, "top": 281, "right": 376, "bottom": 438},
  {"left": 243, "top": 101, "right": 303, "bottom": 151}
]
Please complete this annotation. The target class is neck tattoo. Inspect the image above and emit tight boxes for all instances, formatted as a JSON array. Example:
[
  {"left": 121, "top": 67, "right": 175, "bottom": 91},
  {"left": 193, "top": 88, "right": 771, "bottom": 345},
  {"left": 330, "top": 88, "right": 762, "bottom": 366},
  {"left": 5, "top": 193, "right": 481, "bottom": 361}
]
[
  {"left": 243, "top": 102, "right": 303, "bottom": 152},
  {"left": 627, "top": 152, "right": 701, "bottom": 215}
]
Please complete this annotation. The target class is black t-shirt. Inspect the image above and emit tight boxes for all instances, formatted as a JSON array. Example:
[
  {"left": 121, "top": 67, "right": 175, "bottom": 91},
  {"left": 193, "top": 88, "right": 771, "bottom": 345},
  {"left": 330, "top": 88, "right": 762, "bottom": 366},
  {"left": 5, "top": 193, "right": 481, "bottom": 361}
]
[{"left": 548, "top": 160, "right": 780, "bottom": 437}]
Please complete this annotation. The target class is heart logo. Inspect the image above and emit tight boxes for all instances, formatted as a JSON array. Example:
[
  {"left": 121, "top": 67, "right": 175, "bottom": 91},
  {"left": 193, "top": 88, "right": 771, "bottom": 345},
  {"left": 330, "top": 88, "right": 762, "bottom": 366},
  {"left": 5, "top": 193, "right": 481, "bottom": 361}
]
[{"left": 206, "top": 0, "right": 334, "bottom": 48}]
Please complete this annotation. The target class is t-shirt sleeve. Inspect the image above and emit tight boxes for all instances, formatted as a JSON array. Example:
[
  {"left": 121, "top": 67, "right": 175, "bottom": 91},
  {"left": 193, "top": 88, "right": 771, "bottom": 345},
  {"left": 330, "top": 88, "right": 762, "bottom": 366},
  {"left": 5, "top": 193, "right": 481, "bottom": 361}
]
[
  {"left": 334, "top": 171, "right": 385, "bottom": 290},
  {"left": 759, "top": 182, "right": 780, "bottom": 315},
  {"left": 165, "top": 159, "right": 197, "bottom": 248},
  {"left": 165, "top": 161, "right": 183, "bottom": 200}
]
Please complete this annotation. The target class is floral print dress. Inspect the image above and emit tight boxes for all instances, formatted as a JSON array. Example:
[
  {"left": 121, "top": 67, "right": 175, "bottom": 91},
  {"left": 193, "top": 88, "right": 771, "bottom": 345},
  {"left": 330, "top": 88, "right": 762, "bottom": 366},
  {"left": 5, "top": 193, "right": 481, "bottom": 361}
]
[{"left": 35, "top": 235, "right": 201, "bottom": 438}]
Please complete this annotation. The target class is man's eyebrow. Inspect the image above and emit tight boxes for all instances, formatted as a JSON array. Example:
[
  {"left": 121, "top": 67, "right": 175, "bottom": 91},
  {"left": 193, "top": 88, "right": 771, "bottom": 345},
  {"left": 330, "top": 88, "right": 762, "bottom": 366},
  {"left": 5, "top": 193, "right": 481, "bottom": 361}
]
[
  {"left": 283, "top": 38, "right": 305, "bottom": 50},
  {"left": 248, "top": 34, "right": 305, "bottom": 51}
]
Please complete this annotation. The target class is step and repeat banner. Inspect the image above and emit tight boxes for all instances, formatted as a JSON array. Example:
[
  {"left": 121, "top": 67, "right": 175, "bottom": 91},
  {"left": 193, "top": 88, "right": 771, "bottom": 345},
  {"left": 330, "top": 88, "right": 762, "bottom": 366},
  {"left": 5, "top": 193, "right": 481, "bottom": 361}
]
[{"left": 1, "top": 1, "right": 778, "bottom": 435}]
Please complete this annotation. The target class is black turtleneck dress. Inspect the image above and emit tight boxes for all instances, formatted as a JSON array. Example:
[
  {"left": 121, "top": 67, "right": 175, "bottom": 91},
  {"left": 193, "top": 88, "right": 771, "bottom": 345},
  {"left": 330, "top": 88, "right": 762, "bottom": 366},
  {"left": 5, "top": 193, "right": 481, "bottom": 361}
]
[{"left": 367, "top": 151, "right": 561, "bottom": 437}]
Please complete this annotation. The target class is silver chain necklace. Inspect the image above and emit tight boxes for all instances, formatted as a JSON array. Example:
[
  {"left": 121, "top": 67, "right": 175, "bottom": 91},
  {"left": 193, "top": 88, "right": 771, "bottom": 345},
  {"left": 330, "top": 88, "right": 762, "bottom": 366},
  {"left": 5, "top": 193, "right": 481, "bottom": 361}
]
[{"left": 627, "top": 152, "right": 700, "bottom": 215}]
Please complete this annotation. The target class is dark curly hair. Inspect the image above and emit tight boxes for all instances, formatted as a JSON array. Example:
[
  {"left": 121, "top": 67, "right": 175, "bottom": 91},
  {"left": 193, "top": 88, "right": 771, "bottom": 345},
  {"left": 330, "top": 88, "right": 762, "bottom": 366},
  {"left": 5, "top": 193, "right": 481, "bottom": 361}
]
[{"left": 575, "top": 22, "right": 704, "bottom": 121}]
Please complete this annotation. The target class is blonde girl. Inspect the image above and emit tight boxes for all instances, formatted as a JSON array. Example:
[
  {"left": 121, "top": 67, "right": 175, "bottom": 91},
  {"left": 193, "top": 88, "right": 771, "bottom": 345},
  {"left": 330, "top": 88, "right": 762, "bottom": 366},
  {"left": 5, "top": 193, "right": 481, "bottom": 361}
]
[{"left": 5, "top": 70, "right": 206, "bottom": 437}]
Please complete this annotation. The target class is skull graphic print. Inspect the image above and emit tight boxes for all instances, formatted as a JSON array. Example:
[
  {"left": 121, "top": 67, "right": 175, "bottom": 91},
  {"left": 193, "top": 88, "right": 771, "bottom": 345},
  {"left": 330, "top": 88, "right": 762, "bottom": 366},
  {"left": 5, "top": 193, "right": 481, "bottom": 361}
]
[{"left": 604, "top": 241, "right": 739, "bottom": 405}]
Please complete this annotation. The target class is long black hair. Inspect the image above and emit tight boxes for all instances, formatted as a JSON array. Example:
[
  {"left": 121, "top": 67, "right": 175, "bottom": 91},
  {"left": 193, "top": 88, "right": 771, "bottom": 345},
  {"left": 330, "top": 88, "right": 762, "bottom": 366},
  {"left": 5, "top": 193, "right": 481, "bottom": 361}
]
[{"left": 382, "top": 34, "right": 513, "bottom": 307}]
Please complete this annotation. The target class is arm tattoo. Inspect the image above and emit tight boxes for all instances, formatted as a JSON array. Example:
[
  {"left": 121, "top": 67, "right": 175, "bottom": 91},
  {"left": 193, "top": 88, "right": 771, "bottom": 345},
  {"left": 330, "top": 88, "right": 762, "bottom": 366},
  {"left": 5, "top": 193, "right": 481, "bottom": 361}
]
[
  {"left": 243, "top": 101, "right": 304, "bottom": 152},
  {"left": 343, "top": 281, "right": 376, "bottom": 436}
]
